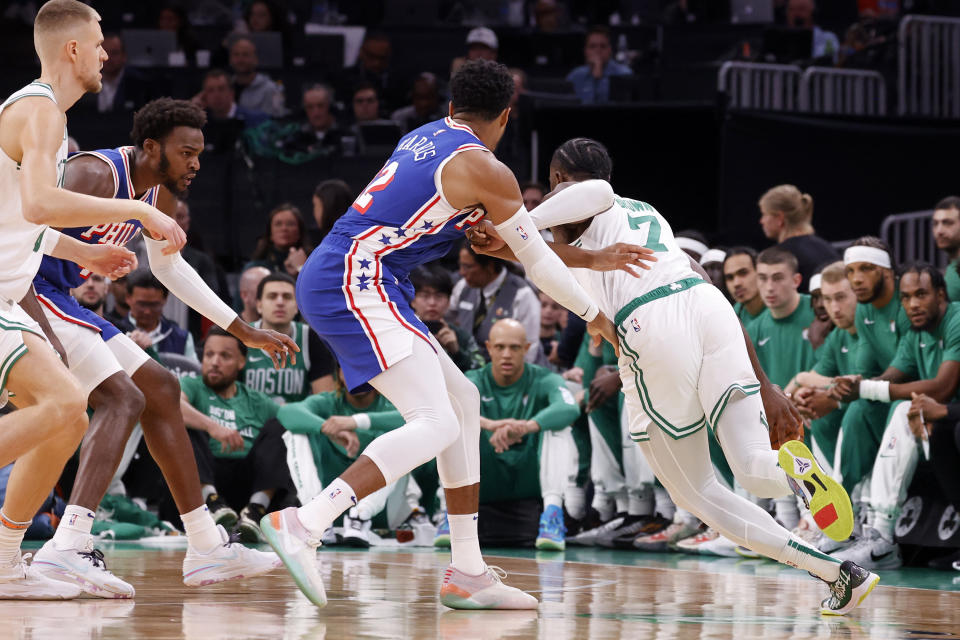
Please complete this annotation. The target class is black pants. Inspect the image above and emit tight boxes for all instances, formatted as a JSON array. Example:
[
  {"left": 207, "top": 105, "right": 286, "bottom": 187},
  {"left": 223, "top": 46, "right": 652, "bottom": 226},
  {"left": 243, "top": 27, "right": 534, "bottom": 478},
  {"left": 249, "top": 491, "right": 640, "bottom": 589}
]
[
  {"left": 188, "top": 418, "right": 294, "bottom": 512},
  {"left": 478, "top": 497, "right": 541, "bottom": 547},
  {"left": 930, "top": 420, "right": 960, "bottom": 509}
]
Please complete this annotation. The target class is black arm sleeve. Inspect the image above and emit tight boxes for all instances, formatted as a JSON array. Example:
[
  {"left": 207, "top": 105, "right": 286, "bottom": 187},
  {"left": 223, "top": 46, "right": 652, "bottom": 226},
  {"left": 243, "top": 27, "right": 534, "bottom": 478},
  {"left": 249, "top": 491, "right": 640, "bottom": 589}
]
[{"left": 307, "top": 328, "right": 336, "bottom": 381}]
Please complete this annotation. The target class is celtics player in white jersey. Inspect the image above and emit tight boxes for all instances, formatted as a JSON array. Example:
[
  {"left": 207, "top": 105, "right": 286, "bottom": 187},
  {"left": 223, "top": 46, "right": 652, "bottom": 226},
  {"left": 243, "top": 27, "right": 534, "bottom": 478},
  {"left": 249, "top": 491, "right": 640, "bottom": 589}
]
[
  {"left": 471, "top": 138, "right": 878, "bottom": 615},
  {"left": 0, "top": 0, "right": 187, "bottom": 599}
]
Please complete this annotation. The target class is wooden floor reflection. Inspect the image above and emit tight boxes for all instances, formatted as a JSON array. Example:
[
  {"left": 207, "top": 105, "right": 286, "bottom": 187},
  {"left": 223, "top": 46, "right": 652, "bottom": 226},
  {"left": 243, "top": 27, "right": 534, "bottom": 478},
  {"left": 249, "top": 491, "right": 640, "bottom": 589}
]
[{"left": 6, "top": 547, "right": 960, "bottom": 639}]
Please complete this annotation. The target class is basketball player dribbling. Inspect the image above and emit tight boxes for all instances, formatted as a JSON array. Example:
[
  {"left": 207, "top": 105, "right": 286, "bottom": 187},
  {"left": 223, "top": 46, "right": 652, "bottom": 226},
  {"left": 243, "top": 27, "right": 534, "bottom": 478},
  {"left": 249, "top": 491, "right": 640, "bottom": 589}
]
[
  {"left": 27, "top": 97, "right": 298, "bottom": 597},
  {"left": 0, "top": 0, "right": 182, "bottom": 599},
  {"left": 261, "top": 60, "right": 653, "bottom": 608},
  {"left": 471, "top": 137, "right": 880, "bottom": 615}
]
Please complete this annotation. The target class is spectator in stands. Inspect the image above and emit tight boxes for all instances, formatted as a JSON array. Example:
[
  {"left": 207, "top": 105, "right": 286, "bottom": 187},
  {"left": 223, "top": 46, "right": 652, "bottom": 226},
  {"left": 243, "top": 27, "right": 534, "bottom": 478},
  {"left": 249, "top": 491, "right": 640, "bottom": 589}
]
[
  {"left": 125, "top": 271, "right": 198, "bottom": 362},
  {"left": 246, "top": 203, "right": 313, "bottom": 277},
  {"left": 181, "top": 327, "right": 291, "bottom": 542},
  {"left": 749, "top": 247, "right": 816, "bottom": 529},
  {"left": 312, "top": 179, "right": 354, "bottom": 245},
  {"left": 534, "top": 0, "right": 567, "bottom": 33},
  {"left": 390, "top": 73, "right": 445, "bottom": 134},
  {"left": 339, "top": 31, "right": 405, "bottom": 113},
  {"left": 723, "top": 247, "right": 765, "bottom": 325},
  {"left": 157, "top": 3, "right": 199, "bottom": 64},
  {"left": 522, "top": 182, "right": 545, "bottom": 212},
  {"left": 464, "top": 319, "right": 581, "bottom": 547},
  {"left": 832, "top": 264, "right": 960, "bottom": 570},
  {"left": 538, "top": 292, "right": 566, "bottom": 368},
  {"left": 94, "top": 33, "right": 152, "bottom": 113},
  {"left": 758, "top": 184, "right": 839, "bottom": 288},
  {"left": 933, "top": 195, "right": 960, "bottom": 301},
  {"left": 498, "top": 68, "right": 532, "bottom": 181},
  {"left": 244, "top": 272, "right": 336, "bottom": 403},
  {"left": 350, "top": 83, "right": 383, "bottom": 125},
  {"left": 566, "top": 26, "right": 633, "bottom": 105},
  {"left": 71, "top": 273, "right": 109, "bottom": 317},
  {"left": 675, "top": 229, "right": 710, "bottom": 263},
  {"left": 238, "top": 266, "right": 271, "bottom": 324},
  {"left": 450, "top": 27, "right": 499, "bottom": 76},
  {"left": 106, "top": 275, "right": 130, "bottom": 328},
  {"left": 450, "top": 244, "right": 541, "bottom": 362},
  {"left": 786, "top": 0, "right": 840, "bottom": 63},
  {"left": 228, "top": 35, "right": 286, "bottom": 117},
  {"left": 699, "top": 249, "right": 727, "bottom": 289},
  {"left": 410, "top": 265, "right": 484, "bottom": 372},
  {"left": 195, "top": 69, "right": 269, "bottom": 147},
  {"left": 283, "top": 84, "right": 343, "bottom": 158}
]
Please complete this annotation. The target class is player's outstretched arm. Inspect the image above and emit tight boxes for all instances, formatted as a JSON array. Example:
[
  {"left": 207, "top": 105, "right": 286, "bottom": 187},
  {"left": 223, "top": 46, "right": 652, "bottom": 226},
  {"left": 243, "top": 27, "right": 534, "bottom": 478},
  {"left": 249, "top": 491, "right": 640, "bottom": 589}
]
[
  {"left": 142, "top": 187, "right": 299, "bottom": 368},
  {"left": 12, "top": 99, "right": 184, "bottom": 252},
  {"left": 444, "top": 151, "right": 618, "bottom": 351}
]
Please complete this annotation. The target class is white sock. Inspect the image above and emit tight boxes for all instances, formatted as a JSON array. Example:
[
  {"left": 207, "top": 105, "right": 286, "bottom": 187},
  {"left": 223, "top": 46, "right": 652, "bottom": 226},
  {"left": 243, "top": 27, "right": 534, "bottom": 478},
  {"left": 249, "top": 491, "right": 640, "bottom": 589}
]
[
  {"left": 298, "top": 478, "right": 356, "bottom": 535},
  {"left": 780, "top": 534, "right": 841, "bottom": 582},
  {"left": 52, "top": 504, "right": 95, "bottom": 550},
  {"left": 449, "top": 513, "right": 485, "bottom": 576},
  {"left": 614, "top": 493, "right": 629, "bottom": 514},
  {"left": 655, "top": 486, "right": 676, "bottom": 520},
  {"left": 873, "top": 512, "right": 896, "bottom": 542},
  {"left": 0, "top": 511, "right": 29, "bottom": 565},
  {"left": 594, "top": 496, "right": 615, "bottom": 522},
  {"left": 542, "top": 493, "right": 562, "bottom": 509},
  {"left": 248, "top": 491, "right": 271, "bottom": 509},
  {"left": 628, "top": 485, "right": 654, "bottom": 517},
  {"left": 563, "top": 486, "right": 586, "bottom": 520},
  {"left": 201, "top": 485, "right": 217, "bottom": 501},
  {"left": 775, "top": 496, "right": 800, "bottom": 530},
  {"left": 181, "top": 505, "right": 222, "bottom": 553}
]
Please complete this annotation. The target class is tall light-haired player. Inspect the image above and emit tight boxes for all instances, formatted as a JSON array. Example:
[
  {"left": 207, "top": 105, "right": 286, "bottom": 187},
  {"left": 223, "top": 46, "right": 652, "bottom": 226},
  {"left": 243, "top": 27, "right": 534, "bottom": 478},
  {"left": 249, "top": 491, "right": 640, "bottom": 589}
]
[
  {"left": 0, "top": 0, "right": 183, "bottom": 598},
  {"left": 471, "top": 137, "right": 879, "bottom": 616}
]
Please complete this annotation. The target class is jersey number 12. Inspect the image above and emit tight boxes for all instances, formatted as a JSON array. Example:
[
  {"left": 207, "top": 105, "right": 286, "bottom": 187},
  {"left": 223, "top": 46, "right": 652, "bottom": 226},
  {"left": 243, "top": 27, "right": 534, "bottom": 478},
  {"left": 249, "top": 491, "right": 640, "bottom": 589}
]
[{"left": 352, "top": 161, "right": 399, "bottom": 214}]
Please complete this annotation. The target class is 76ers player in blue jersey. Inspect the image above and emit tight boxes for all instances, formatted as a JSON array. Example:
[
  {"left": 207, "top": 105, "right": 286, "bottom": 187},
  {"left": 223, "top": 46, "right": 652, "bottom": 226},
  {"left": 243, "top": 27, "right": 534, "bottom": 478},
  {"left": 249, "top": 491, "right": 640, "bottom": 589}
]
[
  {"left": 261, "top": 60, "right": 630, "bottom": 609},
  {"left": 24, "top": 99, "right": 296, "bottom": 598}
]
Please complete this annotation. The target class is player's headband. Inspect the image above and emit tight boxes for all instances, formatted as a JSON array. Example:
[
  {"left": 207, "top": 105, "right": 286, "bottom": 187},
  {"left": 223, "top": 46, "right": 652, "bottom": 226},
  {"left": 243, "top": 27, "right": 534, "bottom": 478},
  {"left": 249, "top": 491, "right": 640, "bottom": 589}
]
[
  {"left": 808, "top": 273, "right": 822, "bottom": 292},
  {"left": 676, "top": 237, "right": 709, "bottom": 256},
  {"left": 699, "top": 249, "right": 726, "bottom": 266},
  {"left": 843, "top": 246, "right": 891, "bottom": 269}
]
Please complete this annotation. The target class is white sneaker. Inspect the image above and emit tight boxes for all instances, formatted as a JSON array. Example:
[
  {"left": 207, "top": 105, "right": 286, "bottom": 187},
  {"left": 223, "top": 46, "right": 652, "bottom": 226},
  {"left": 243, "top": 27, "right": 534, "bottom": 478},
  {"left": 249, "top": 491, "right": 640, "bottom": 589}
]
[
  {"left": 32, "top": 536, "right": 135, "bottom": 598},
  {"left": 675, "top": 528, "right": 718, "bottom": 554},
  {"left": 832, "top": 527, "right": 902, "bottom": 570},
  {"left": 439, "top": 565, "right": 539, "bottom": 610},
  {"left": 694, "top": 532, "right": 740, "bottom": 558},
  {"left": 341, "top": 509, "right": 372, "bottom": 548},
  {"left": 182, "top": 525, "right": 282, "bottom": 587},
  {"left": 0, "top": 552, "right": 82, "bottom": 600},
  {"left": 260, "top": 507, "right": 327, "bottom": 607}
]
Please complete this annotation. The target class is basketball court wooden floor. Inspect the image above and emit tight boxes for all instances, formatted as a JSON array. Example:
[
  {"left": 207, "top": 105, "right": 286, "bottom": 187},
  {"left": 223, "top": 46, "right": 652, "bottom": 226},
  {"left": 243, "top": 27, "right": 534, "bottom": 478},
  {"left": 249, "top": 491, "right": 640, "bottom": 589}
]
[{"left": 10, "top": 542, "right": 960, "bottom": 639}]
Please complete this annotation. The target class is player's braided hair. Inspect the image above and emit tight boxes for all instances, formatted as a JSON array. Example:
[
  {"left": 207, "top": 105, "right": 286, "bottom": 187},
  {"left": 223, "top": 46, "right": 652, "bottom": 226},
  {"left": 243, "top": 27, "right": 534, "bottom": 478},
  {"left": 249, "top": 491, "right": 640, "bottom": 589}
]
[
  {"left": 449, "top": 59, "right": 515, "bottom": 121},
  {"left": 130, "top": 98, "right": 207, "bottom": 149},
  {"left": 900, "top": 262, "right": 947, "bottom": 294},
  {"left": 550, "top": 138, "right": 612, "bottom": 181}
]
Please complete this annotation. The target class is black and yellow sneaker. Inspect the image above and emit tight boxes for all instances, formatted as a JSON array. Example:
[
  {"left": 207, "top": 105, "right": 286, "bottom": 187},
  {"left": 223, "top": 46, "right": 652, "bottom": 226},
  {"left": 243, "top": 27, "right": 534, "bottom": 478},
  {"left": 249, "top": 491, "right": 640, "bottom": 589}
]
[
  {"left": 779, "top": 440, "right": 854, "bottom": 542},
  {"left": 820, "top": 560, "right": 880, "bottom": 615},
  {"left": 205, "top": 493, "right": 238, "bottom": 530}
]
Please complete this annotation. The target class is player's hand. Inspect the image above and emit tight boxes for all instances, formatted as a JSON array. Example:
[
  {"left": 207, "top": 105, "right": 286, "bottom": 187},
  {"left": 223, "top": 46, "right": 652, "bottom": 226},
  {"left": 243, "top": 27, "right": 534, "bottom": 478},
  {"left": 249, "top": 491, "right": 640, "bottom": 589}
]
[
  {"left": 908, "top": 392, "right": 948, "bottom": 423},
  {"left": 829, "top": 375, "right": 862, "bottom": 402},
  {"left": 231, "top": 321, "right": 300, "bottom": 369},
  {"left": 586, "top": 311, "right": 619, "bottom": 357},
  {"left": 586, "top": 368, "right": 623, "bottom": 413},
  {"left": 762, "top": 382, "right": 804, "bottom": 449},
  {"left": 322, "top": 415, "right": 357, "bottom": 435},
  {"left": 562, "top": 366, "right": 584, "bottom": 384},
  {"left": 466, "top": 220, "right": 506, "bottom": 254},
  {"left": 590, "top": 243, "right": 658, "bottom": 277},
  {"left": 793, "top": 388, "right": 838, "bottom": 420},
  {"left": 330, "top": 429, "right": 361, "bottom": 458},
  {"left": 76, "top": 243, "right": 137, "bottom": 280},
  {"left": 210, "top": 424, "right": 245, "bottom": 453},
  {"left": 139, "top": 205, "right": 187, "bottom": 254}
]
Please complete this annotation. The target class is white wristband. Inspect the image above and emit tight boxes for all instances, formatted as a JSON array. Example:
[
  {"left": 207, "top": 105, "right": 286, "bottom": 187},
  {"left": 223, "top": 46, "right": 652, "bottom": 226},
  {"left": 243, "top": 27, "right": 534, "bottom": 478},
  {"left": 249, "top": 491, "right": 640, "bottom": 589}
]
[
  {"left": 859, "top": 379, "right": 890, "bottom": 403},
  {"left": 353, "top": 413, "right": 371, "bottom": 430}
]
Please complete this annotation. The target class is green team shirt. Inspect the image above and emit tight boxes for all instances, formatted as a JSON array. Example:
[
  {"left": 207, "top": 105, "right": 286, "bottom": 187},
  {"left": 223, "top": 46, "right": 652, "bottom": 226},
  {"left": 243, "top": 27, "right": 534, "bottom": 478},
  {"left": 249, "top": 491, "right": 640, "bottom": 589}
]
[
  {"left": 243, "top": 321, "right": 334, "bottom": 404},
  {"left": 749, "top": 294, "right": 816, "bottom": 388},
  {"left": 467, "top": 363, "right": 580, "bottom": 504},
  {"left": 889, "top": 302, "right": 960, "bottom": 399},
  {"left": 180, "top": 377, "right": 279, "bottom": 459},
  {"left": 734, "top": 301, "right": 764, "bottom": 326},
  {"left": 814, "top": 328, "right": 859, "bottom": 377},
  {"left": 854, "top": 290, "right": 911, "bottom": 378},
  {"left": 946, "top": 262, "right": 960, "bottom": 303},
  {"left": 277, "top": 392, "right": 402, "bottom": 484},
  {"left": 573, "top": 336, "right": 622, "bottom": 466}
]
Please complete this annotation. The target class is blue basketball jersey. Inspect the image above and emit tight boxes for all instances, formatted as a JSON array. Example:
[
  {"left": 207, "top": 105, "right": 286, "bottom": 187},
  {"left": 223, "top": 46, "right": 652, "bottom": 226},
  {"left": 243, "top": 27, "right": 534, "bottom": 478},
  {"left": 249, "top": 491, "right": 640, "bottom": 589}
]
[
  {"left": 35, "top": 146, "right": 157, "bottom": 291},
  {"left": 324, "top": 116, "right": 489, "bottom": 276}
]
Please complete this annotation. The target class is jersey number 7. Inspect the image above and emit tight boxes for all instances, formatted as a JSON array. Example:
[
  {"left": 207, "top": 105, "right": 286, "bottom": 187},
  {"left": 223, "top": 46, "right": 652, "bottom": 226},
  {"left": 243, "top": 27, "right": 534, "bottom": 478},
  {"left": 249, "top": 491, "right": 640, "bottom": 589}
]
[{"left": 352, "top": 161, "right": 399, "bottom": 214}]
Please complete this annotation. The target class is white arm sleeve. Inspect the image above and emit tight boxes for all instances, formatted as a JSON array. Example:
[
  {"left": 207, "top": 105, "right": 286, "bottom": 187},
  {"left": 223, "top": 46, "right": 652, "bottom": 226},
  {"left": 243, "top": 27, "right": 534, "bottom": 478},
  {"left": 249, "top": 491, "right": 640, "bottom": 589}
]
[
  {"left": 528, "top": 179, "right": 614, "bottom": 230},
  {"left": 143, "top": 236, "right": 238, "bottom": 330},
  {"left": 495, "top": 205, "right": 599, "bottom": 321},
  {"left": 40, "top": 228, "right": 63, "bottom": 256}
]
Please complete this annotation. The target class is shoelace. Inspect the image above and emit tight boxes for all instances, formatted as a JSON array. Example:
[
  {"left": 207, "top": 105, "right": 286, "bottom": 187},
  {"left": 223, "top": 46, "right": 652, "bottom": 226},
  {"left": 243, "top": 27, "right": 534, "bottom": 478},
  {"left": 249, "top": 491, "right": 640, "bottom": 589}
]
[
  {"left": 78, "top": 547, "right": 109, "bottom": 570},
  {"left": 485, "top": 566, "right": 508, "bottom": 583}
]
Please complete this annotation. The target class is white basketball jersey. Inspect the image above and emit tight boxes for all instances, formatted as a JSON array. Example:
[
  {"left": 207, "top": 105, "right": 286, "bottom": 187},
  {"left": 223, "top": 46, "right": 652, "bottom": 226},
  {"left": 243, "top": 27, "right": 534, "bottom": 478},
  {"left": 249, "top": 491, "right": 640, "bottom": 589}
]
[
  {"left": 569, "top": 195, "right": 698, "bottom": 320},
  {"left": 0, "top": 81, "right": 67, "bottom": 302}
]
